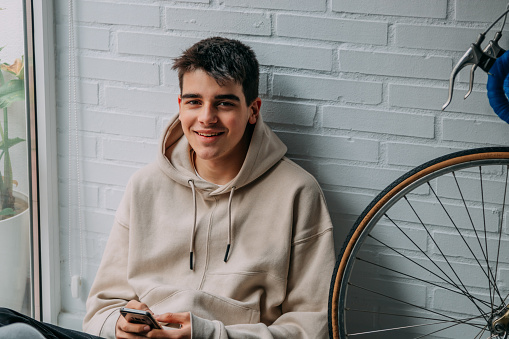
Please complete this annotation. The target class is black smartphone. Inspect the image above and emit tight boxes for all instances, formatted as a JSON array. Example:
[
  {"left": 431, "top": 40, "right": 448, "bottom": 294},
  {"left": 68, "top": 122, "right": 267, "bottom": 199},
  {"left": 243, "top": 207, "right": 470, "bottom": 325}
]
[{"left": 120, "top": 307, "right": 162, "bottom": 329}]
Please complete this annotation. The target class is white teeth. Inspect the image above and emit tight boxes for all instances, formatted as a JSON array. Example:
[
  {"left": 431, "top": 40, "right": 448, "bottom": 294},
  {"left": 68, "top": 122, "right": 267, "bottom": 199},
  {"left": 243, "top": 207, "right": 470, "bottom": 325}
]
[{"left": 197, "top": 132, "right": 221, "bottom": 137}]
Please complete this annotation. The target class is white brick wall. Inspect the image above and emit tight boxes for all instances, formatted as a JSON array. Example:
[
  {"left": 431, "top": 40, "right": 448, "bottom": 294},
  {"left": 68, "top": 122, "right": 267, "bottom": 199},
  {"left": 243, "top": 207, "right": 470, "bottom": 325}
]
[{"left": 53, "top": 0, "right": 509, "bottom": 329}]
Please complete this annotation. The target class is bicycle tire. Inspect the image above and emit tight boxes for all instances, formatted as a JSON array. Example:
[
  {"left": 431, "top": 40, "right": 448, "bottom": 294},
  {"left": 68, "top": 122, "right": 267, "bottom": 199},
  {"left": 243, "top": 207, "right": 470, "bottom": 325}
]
[{"left": 329, "top": 146, "right": 509, "bottom": 339}]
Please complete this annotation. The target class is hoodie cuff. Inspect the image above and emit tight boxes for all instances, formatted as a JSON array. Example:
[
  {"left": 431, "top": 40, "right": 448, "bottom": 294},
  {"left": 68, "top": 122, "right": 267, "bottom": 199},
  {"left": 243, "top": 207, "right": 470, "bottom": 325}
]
[
  {"left": 190, "top": 313, "right": 224, "bottom": 339},
  {"left": 100, "top": 308, "right": 121, "bottom": 339}
]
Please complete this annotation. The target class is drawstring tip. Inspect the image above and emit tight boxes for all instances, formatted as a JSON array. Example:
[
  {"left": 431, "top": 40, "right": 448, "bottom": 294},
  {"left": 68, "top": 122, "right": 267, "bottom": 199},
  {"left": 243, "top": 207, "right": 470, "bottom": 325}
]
[
  {"left": 190, "top": 252, "right": 194, "bottom": 270},
  {"left": 224, "top": 244, "right": 231, "bottom": 263}
]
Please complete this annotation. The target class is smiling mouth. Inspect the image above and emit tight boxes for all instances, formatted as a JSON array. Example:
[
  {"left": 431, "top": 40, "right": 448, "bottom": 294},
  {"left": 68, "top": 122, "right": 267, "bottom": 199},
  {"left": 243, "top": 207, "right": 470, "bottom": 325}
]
[{"left": 196, "top": 132, "right": 223, "bottom": 137}]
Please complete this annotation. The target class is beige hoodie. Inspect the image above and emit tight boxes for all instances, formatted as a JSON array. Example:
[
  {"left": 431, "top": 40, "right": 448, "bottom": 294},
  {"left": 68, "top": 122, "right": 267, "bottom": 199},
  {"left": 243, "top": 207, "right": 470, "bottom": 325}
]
[{"left": 83, "top": 114, "right": 335, "bottom": 338}]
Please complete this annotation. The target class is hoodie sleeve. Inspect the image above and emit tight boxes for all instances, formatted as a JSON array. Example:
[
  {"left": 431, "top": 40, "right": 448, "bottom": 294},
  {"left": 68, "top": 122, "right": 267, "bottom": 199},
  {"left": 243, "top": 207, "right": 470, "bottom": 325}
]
[
  {"left": 190, "top": 182, "right": 336, "bottom": 339},
  {"left": 82, "top": 180, "right": 136, "bottom": 339}
]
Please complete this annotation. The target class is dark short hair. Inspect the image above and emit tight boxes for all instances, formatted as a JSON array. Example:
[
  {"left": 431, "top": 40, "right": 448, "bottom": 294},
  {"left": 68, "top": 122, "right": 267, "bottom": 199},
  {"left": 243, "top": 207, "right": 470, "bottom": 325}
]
[{"left": 172, "top": 37, "right": 259, "bottom": 105}]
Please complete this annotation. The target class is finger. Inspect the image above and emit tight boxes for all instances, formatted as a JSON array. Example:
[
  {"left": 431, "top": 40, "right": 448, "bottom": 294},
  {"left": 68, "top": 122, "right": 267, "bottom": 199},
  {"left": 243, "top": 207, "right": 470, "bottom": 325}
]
[
  {"left": 120, "top": 320, "right": 152, "bottom": 335},
  {"left": 125, "top": 300, "right": 152, "bottom": 313},
  {"left": 155, "top": 312, "right": 190, "bottom": 324}
]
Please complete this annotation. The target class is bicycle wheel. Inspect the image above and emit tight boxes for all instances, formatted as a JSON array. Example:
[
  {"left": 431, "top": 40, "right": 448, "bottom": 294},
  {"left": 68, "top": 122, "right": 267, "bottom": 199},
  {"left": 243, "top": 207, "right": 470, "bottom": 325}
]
[{"left": 329, "top": 147, "right": 509, "bottom": 339}]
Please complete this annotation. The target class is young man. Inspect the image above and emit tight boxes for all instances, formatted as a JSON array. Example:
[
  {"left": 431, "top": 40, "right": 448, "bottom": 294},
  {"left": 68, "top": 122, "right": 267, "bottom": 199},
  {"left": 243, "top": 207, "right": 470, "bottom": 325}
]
[
  {"left": 0, "top": 36, "right": 335, "bottom": 339},
  {"left": 83, "top": 36, "right": 335, "bottom": 339}
]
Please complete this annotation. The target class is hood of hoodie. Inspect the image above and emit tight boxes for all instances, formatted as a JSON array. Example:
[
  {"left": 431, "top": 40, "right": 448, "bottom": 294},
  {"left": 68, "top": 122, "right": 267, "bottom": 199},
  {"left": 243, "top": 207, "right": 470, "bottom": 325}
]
[{"left": 157, "top": 114, "right": 287, "bottom": 196}]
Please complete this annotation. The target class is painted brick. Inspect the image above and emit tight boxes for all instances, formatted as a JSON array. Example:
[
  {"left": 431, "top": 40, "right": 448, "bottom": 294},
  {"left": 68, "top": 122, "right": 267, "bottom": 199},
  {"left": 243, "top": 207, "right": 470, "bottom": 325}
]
[
  {"left": 103, "top": 138, "right": 157, "bottom": 164},
  {"left": 259, "top": 73, "right": 268, "bottom": 95},
  {"left": 368, "top": 222, "right": 428, "bottom": 252},
  {"left": 82, "top": 161, "right": 140, "bottom": 186},
  {"left": 79, "top": 57, "right": 159, "bottom": 85},
  {"left": 105, "top": 188, "right": 125, "bottom": 211},
  {"left": 323, "top": 106, "right": 435, "bottom": 138},
  {"left": 458, "top": 65, "right": 488, "bottom": 85},
  {"left": 118, "top": 32, "right": 200, "bottom": 58},
  {"left": 299, "top": 160, "right": 408, "bottom": 191},
  {"left": 323, "top": 190, "right": 376, "bottom": 216},
  {"left": 384, "top": 196, "right": 499, "bottom": 233},
  {"left": 437, "top": 173, "right": 509, "bottom": 207},
  {"left": 387, "top": 143, "right": 463, "bottom": 167},
  {"left": 56, "top": 81, "right": 98, "bottom": 105},
  {"left": 332, "top": 0, "right": 447, "bottom": 18},
  {"left": 105, "top": 87, "right": 177, "bottom": 114},
  {"left": 56, "top": 25, "right": 110, "bottom": 51},
  {"left": 58, "top": 183, "right": 100, "bottom": 208},
  {"left": 162, "top": 65, "right": 179, "bottom": 87},
  {"left": 434, "top": 286, "right": 491, "bottom": 317},
  {"left": 395, "top": 24, "right": 486, "bottom": 52},
  {"left": 76, "top": 1, "right": 159, "bottom": 27},
  {"left": 276, "top": 14, "right": 388, "bottom": 45},
  {"left": 83, "top": 210, "right": 116, "bottom": 235},
  {"left": 389, "top": 84, "right": 494, "bottom": 115},
  {"left": 248, "top": 41, "right": 333, "bottom": 71},
  {"left": 261, "top": 100, "right": 316, "bottom": 126},
  {"left": 80, "top": 110, "right": 158, "bottom": 138},
  {"left": 340, "top": 50, "right": 451, "bottom": 80},
  {"left": 442, "top": 118, "right": 509, "bottom": 144},
  {"left": 56, "top": 133, "right": 97, "bottom": 159},
  {"left": 455, "top": 0, "right": 509, "bottom": 22},
  {"left": 225, "top": 0, "right": 326, "bottom": 12},
  {"left": 277, "top": 132, "right": 379, "bottom": 162},
  {"left": 165, "top": 8, "right": 271, "bottom": 36},
  {"left": 434, "top": 231, "right": 509, "bottom": 267},
  {"left": 273, "top": 74, "right": 382, "bottom": 104}
]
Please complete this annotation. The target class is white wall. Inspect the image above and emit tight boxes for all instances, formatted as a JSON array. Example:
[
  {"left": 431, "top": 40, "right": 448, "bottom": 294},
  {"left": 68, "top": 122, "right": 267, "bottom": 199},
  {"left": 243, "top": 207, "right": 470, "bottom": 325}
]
[{"left": 52, "top": 0, "right": 509, "bottom": 330}]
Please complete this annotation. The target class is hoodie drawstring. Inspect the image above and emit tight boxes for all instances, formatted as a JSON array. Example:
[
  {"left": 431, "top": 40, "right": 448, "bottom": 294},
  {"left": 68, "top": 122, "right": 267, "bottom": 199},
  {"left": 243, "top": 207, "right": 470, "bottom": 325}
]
[
  {"left": 189, "top": 180, "right": 197, "bottom": 270},
  {"left": 224, "top": 186, "right": 236, "bottom": 263},
  {"left": 188, "top": 180, "right": 236, "bottom": 270}
]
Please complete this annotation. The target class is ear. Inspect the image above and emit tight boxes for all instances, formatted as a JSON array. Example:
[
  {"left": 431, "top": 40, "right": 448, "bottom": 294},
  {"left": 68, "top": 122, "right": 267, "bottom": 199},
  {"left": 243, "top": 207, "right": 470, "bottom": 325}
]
[
  {"left": 177, "top": 95, "right": 182, "bottom": 119},
  {"left": 248, "top": 98, "right": 262, "bottom": 124}
]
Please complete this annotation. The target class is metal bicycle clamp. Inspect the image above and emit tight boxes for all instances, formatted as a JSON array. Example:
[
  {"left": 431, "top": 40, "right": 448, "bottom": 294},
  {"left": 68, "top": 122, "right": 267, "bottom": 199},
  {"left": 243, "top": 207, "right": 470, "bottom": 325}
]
[{"left": 442, "top": 6, "right": 509, "bottom": 111}]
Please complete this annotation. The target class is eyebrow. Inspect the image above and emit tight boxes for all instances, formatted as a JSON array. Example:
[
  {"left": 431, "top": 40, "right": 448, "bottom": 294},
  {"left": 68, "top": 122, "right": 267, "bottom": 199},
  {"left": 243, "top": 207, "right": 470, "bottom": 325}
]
[{"left": 181, "top": 93, "right": 241, "bottom": 102}]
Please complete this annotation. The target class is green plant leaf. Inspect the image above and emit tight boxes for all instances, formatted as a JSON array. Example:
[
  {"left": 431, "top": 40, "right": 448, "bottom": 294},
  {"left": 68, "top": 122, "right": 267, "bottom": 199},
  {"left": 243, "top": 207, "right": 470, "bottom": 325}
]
[
  {"left": 0, "top": 207, "right": 14, "bottom": 216},
  {"left": 0, "top": 137, "right": 24, "bottom": 150},
  {"left": 0, "top": 79, "right": 24, "bottom": 108}
]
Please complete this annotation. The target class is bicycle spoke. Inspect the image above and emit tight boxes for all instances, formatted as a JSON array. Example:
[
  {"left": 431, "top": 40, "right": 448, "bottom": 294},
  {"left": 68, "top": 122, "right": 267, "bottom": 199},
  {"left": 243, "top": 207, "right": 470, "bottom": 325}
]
[
  {"left": 366, "top": 233, "right": 491, "bottom": 319},
  {"left": 356, "top": 256, "right": 492, "bottom": 308},
  {"left": 494, "top": 167, "right": 509, "bottom": 293},
  {"left": 473, "top": 324, "right": 489, "bottom": 339},
  {"left": 346, "top": 318, "right": 481, "bottom": 337},
  {"left": 412, "top": 318, "right": 484, "bottom": 339},
  {"left": 452, "top": 172, "right": 489, "bottom": 267},
  {"left": 347, "top": 282, "right": 486, "bottom": 328},
  {"left": 384, "top": 214, "right": 465, "bottom": 292},
  {"left": 479, "top": 166, "right": 495, "bottom": 311},
  {"left": 332, "top": 150, "right": 509, "bottom": 339},
  {"left": 346, "top": 307, "right": 485, "bottom": 326},
  {"left": 402, "top": 197, "right": 491, "bottom": 320},
  {"left": 428, "top": 181, "right": 504, "bottom": 305}
]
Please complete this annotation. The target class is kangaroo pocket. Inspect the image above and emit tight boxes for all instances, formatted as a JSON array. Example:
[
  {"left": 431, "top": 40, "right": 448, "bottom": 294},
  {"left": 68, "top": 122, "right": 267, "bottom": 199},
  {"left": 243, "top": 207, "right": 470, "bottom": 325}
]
[{"left": 144, "top": 287, "right": 260, "bottom": 326}]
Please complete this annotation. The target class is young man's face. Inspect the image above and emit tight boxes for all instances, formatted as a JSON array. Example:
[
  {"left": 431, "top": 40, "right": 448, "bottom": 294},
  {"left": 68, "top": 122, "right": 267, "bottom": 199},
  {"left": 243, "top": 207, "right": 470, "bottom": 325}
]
[{"left": 178, "top": 69, "right": 261, "bottom": 168}]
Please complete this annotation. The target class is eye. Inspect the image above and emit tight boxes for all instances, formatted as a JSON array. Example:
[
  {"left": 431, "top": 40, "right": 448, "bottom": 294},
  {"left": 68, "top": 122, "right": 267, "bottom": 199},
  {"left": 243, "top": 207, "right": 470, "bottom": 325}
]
[
  {"left": 185, "top": 100, "right": 201, "bottom": 105},
  {"left": 218, "top": 101, "right": 235, "bottom": 107}
]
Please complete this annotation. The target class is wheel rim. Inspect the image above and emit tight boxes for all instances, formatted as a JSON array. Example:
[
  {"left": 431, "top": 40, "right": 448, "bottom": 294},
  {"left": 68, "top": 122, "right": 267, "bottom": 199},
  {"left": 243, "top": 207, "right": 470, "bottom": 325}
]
[{"left": 335, "top": 151, "right": 509, "bottom": 339}]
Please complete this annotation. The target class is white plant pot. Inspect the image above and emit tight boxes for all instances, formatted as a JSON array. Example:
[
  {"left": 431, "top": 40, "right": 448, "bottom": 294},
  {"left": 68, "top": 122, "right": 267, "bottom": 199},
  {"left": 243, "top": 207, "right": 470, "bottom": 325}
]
[{"left": 0, "top": 192, "right": 30, "bottom": 312}]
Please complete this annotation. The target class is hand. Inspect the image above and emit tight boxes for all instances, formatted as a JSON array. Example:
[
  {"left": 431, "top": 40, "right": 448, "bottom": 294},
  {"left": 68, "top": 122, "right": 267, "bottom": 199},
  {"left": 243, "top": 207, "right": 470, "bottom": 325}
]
[
  {"left": 146, "top": 312, "right": 191, "bottom": 339},
  {"left": 116, "top": 300, "right": 154, "bottom": 339}
]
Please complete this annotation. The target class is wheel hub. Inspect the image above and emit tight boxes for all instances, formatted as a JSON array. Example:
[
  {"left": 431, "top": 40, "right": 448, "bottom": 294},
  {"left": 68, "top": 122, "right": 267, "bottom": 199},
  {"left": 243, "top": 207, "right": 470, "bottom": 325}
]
[{"left": 490, "top": 306, "right": 509, "bottom": 337}]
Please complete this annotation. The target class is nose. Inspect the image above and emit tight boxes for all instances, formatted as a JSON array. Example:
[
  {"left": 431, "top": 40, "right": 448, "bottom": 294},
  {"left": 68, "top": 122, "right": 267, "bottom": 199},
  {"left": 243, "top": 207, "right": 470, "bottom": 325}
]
[{"left": 198, "top": 103, "right": 218, "bottom": 125}]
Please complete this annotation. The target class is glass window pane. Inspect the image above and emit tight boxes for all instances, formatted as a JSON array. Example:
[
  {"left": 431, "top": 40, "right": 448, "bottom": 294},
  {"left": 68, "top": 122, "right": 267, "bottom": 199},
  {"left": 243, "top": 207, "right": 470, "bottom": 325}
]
[{"left": 0, "top": 0, "right": 33, "bottom": 317}]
